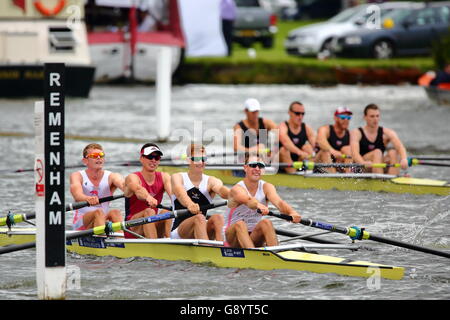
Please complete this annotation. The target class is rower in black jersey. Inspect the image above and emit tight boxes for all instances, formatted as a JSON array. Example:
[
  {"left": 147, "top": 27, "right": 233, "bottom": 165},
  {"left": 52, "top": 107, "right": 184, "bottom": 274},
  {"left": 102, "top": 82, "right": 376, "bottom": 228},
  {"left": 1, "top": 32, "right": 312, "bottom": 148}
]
[
  {"left": 278, "top": 101, "right": 316, "bottom": 173},
  {"left": 170, "top": 143, "right": 229, "bottom": 241},
  {"left": 233, "top": 98, "right": 277, "bottom": 155},
  {"left": 350, "top": 104, "right": 408, "bottom": 175},
  {"left": 316, "top": 107, "right": 353, "bottom": 173}
]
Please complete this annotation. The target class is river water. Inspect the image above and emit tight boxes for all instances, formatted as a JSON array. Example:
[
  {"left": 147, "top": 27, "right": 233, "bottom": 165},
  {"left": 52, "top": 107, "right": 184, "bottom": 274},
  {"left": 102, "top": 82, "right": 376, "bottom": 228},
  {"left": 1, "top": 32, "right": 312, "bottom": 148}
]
[{"left": 0, "top": 84, "right": 449, "bottom": 302}]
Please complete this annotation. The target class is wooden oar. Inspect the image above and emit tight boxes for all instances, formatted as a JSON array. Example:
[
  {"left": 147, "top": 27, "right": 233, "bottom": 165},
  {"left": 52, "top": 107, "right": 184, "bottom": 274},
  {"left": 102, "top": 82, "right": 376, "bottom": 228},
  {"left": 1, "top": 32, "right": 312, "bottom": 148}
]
[
  {"left": 1, "top": 194, "right": 126, "bottom": 228},
  {"left": 0, "top": 201, "right": 228, "bottom": 255},
  {"left": 269, "top": 211, "right": 450, "bottom": 259}
]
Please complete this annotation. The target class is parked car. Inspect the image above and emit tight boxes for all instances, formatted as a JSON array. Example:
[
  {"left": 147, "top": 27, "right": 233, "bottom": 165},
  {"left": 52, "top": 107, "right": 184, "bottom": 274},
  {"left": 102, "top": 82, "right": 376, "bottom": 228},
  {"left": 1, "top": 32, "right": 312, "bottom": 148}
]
[
  {"left": 284, "top": 2, "right": 419, "bottom": 57},
  {"left": 233, "top": 0, "right": 277, "bottom": 48},
  {"left": 333, "top": 2, "right": 450, "bottom": 59}
]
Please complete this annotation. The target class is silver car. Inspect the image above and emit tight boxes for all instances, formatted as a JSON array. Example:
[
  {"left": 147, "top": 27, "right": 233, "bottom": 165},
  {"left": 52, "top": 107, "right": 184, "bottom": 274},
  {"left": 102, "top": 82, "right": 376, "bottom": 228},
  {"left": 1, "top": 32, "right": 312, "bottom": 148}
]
[
  {"left": 233, "top": 0, "right": 278, "bottom": 48},
  {"left": 284, "top": 1, "right": 418, "bottom": 57}
]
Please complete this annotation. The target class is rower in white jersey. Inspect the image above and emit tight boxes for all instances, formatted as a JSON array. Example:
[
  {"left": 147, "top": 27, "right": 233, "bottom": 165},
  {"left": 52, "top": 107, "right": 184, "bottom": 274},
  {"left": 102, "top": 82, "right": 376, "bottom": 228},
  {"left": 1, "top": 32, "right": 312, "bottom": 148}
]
[
  {"left": 223, "top": 153, "right": 301, "bottom": 248},
  {"left": 70, "top": 143, "right": 125, "bottom": 230},
  {"left": 170, "top": 143, "right": 229, "bottom": 241}
]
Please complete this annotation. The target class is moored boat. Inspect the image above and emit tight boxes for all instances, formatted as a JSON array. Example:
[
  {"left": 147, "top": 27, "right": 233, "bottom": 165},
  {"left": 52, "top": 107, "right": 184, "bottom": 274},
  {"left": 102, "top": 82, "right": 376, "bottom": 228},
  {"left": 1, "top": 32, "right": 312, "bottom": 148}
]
[{"left": 0, "top": 0, "right": 95, "bottom": 97}]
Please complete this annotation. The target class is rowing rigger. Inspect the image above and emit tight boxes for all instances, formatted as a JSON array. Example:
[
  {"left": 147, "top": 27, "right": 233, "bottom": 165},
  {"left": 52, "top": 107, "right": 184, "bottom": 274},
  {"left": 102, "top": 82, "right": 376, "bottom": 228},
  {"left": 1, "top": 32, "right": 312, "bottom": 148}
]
[
  {"left": 0, "top": 194, "right": 126, "bottom": 229},
  {"left": 0, "top": 201, "right": 227, "bottom": 255}
]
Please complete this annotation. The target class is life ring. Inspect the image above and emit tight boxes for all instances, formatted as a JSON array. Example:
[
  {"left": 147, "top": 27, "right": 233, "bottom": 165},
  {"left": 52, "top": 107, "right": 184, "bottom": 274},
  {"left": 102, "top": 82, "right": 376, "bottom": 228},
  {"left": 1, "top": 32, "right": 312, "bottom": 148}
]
[{"left": 34, "top": 0, "right": 66, "bottom": 16}]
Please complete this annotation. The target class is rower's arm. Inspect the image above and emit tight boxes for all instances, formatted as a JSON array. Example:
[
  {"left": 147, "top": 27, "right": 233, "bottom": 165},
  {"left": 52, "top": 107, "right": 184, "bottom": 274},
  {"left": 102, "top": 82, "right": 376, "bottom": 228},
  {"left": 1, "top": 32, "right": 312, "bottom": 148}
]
[
  {"left": 317, "top": 125, "right": 333, "bottom": 152},
  {"left": 109, "top": 172, "right": 125, "bottom": 193},
  {"left": 305, "top": 124, "right": 317, "bottom": 148},
  {"left": 209, "top": 177, "right": 230, "bottom": 199},
  {"left": 124, "top": 173, "right": 144, "bottom": 199},
  {"left": 264, "top": 118, "right": 278, "bottom": 131},
  {"left": 171, "top": 173, "right": 200, "bottom": 214},
  {"left": 230, "top": 185, "right": 258, "bottom": 209},
  {"left": 124, "top": 174, "right": 158, "bottom": 207},
  {"left": 264, "top": 183, "right": 301, "bottom": 222},
  {"left": 161, "top": 172, "right": 172, "bottom": 197},
  {"left": 69, "top": 172, "right": 95, "bottom": 203},
  {"left": 233, "top": 124, "right": 246, "bottom": 152},
  {"left": 350, "top": 129, "right": 365, "bottom": 163},
  {"left": 386, "top": 128, "right": 408, "bottom": 160},
  {"left": 278, "top": 122, "right": 303, "bottom": 155}
]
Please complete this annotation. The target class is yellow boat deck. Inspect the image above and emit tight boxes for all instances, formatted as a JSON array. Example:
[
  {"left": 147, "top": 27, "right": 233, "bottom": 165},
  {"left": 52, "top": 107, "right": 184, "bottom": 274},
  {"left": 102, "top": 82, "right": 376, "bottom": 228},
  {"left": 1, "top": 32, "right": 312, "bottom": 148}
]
[{"left": 158, "top": 166, "right": 450, "bottom": 196}]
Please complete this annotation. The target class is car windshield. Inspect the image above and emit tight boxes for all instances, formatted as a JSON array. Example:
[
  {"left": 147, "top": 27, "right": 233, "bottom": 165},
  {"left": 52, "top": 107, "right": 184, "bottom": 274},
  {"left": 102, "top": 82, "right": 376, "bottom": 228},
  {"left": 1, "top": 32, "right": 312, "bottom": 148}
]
[
  {"left": 235, "top": 0, "right": 259, "bottom": 7},
  {"left": 328, "top": 5, "right": 367, "bottom": 23}
]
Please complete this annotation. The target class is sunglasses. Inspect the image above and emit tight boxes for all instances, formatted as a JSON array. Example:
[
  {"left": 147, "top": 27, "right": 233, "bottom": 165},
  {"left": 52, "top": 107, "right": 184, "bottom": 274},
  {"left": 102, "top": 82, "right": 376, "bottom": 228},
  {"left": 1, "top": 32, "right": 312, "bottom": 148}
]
[
  {"left": 190, "top": 156, "right": 207, "bottom": 162},
  {"left": 143, "top": 153, "right": 161, "bottom": 161},
  {"left": 337, "top": 114, "right": 352, "bottom": 120},
  {"left": 85, "top": 152, "right": 105, "bottom": 159},
  {"left": 247, "top": 161, "right": 266, "bottom": 169},
  {"left": 291, "top": 111, "right": 305, "bottom": 116}
]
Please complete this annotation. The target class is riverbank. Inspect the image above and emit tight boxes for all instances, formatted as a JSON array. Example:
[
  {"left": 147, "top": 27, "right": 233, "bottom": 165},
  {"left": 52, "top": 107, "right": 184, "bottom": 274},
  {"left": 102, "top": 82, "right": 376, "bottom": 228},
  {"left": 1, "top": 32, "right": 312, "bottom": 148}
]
[{"left": 175, "top": 59, "right": 429, "bottom": 85}]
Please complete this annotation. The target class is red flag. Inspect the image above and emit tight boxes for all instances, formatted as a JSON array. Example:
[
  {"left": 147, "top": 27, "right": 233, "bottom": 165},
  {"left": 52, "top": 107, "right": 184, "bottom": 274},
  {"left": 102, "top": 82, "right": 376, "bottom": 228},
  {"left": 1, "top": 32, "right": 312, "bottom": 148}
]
[{"left": 13, "top": 0, "right": 26, "bottom": 12}]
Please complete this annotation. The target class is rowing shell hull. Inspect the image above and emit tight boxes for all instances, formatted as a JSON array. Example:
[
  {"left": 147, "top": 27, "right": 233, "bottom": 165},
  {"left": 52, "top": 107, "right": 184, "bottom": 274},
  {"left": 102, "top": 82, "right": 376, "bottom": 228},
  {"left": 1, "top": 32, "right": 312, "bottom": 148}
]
[
  {"left": 0, "top": 227, "right": 35, "bottom": 246},
  {"left": 0, "top": 229, "right": 404, "bottom": 280},
  {"left": 158, "top": 166, "right": 450, "bottom": 196},
  {"left": 65, "top": 237, "right": 404, "bottom": 280}
]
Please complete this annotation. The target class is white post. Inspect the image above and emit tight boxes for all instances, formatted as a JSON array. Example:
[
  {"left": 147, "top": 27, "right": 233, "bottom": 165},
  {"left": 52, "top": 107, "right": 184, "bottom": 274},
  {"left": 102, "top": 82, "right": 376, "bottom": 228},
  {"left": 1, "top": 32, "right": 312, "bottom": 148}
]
[
  {"left": 35, "top": 101, "right": 67, "bottom": 299},
  {"left": 155, "top": 46, "right": 172, "bottom": 142},
  {"left": 35, "top": 100, "right": 46, "bottom": 298}
]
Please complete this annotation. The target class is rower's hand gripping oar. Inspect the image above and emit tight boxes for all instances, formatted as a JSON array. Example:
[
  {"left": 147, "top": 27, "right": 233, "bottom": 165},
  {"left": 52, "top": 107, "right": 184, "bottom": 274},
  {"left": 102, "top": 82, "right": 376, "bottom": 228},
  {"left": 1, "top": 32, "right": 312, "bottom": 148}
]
[
  {"left": 0, "top": 201, "right": 228, "bottom": 255},
  {"left": 269, "top": 211, "right": 450, "bottom": 259},
  {"left": 66, "top": 194, "right": 125, "bottom": 211}
]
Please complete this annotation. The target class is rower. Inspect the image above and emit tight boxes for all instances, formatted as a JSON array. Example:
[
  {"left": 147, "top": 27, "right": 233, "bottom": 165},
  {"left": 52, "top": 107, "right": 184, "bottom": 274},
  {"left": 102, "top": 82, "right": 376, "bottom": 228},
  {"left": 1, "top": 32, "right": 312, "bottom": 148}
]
[
  {"left": 315, "top": 107, "right": 353, "bottom": 173},
  {"left": 233, "top": 98, "right": 278, "bottom": 155},
  {"left": 277, "top": 101, "right": 316, "bottom": 173},
  {"left": 223, "top": 153, "right": 301, "bottom": 248},
  {"left": 350, "top": 103, "right": 408, "bottom": 175},
  {"left": 123, "top": 143, "right": 172, "bottom": 238},
  {"left": 70, "top": 143, "right": 124, "bottom": 231},
  {"left": 170, "top": 143, "right": 230, "bottom": 241}
]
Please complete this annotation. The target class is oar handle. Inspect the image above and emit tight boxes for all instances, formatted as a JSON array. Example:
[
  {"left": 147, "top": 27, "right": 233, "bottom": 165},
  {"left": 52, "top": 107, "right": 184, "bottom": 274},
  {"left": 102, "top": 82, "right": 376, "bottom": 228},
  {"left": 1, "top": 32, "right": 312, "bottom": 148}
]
[
  {"left": 66, "top": 194, "right": 125, "bottom": 211},
  {"left": 268, "top": 211, "right": 293, "bottom": 221}
]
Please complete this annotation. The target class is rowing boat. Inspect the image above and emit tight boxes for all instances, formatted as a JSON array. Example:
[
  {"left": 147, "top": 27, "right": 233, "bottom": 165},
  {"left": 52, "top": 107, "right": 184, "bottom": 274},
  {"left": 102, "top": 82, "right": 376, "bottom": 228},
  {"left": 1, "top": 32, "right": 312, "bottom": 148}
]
[
  {"left": 158, "top": 165, "right": 450, "bottom": 196},
  {"left": 0, "top": 227, "right": 403, "bottom": 280}
]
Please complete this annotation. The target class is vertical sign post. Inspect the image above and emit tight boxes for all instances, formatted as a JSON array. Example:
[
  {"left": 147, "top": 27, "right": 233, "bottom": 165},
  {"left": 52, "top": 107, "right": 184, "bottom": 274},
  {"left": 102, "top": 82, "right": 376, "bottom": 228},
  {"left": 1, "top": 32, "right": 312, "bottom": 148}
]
[{"left": 36, "top": 63, "right": 66, "bottom": 299}]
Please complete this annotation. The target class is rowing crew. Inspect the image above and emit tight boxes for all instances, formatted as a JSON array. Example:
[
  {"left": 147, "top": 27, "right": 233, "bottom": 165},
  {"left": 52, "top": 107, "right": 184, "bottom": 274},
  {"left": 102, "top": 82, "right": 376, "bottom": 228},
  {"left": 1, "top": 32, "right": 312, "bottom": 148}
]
[
  {"left": 234, "top": 100, "right": 408, "bottom": 175},
  {"left": 70, "top": 143, "right": 300, "bottom": 249}
]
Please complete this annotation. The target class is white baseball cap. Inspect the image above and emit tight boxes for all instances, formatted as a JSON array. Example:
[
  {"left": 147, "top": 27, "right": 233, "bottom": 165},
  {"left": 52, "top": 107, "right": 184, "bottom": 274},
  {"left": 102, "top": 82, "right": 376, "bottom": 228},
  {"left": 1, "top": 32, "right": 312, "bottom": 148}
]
[
  {"left": 244, "top": 98, "right": 261, "bottom": 112},
  {"left": 141, "top": 145, "right": 163, "bottom": 156}
]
